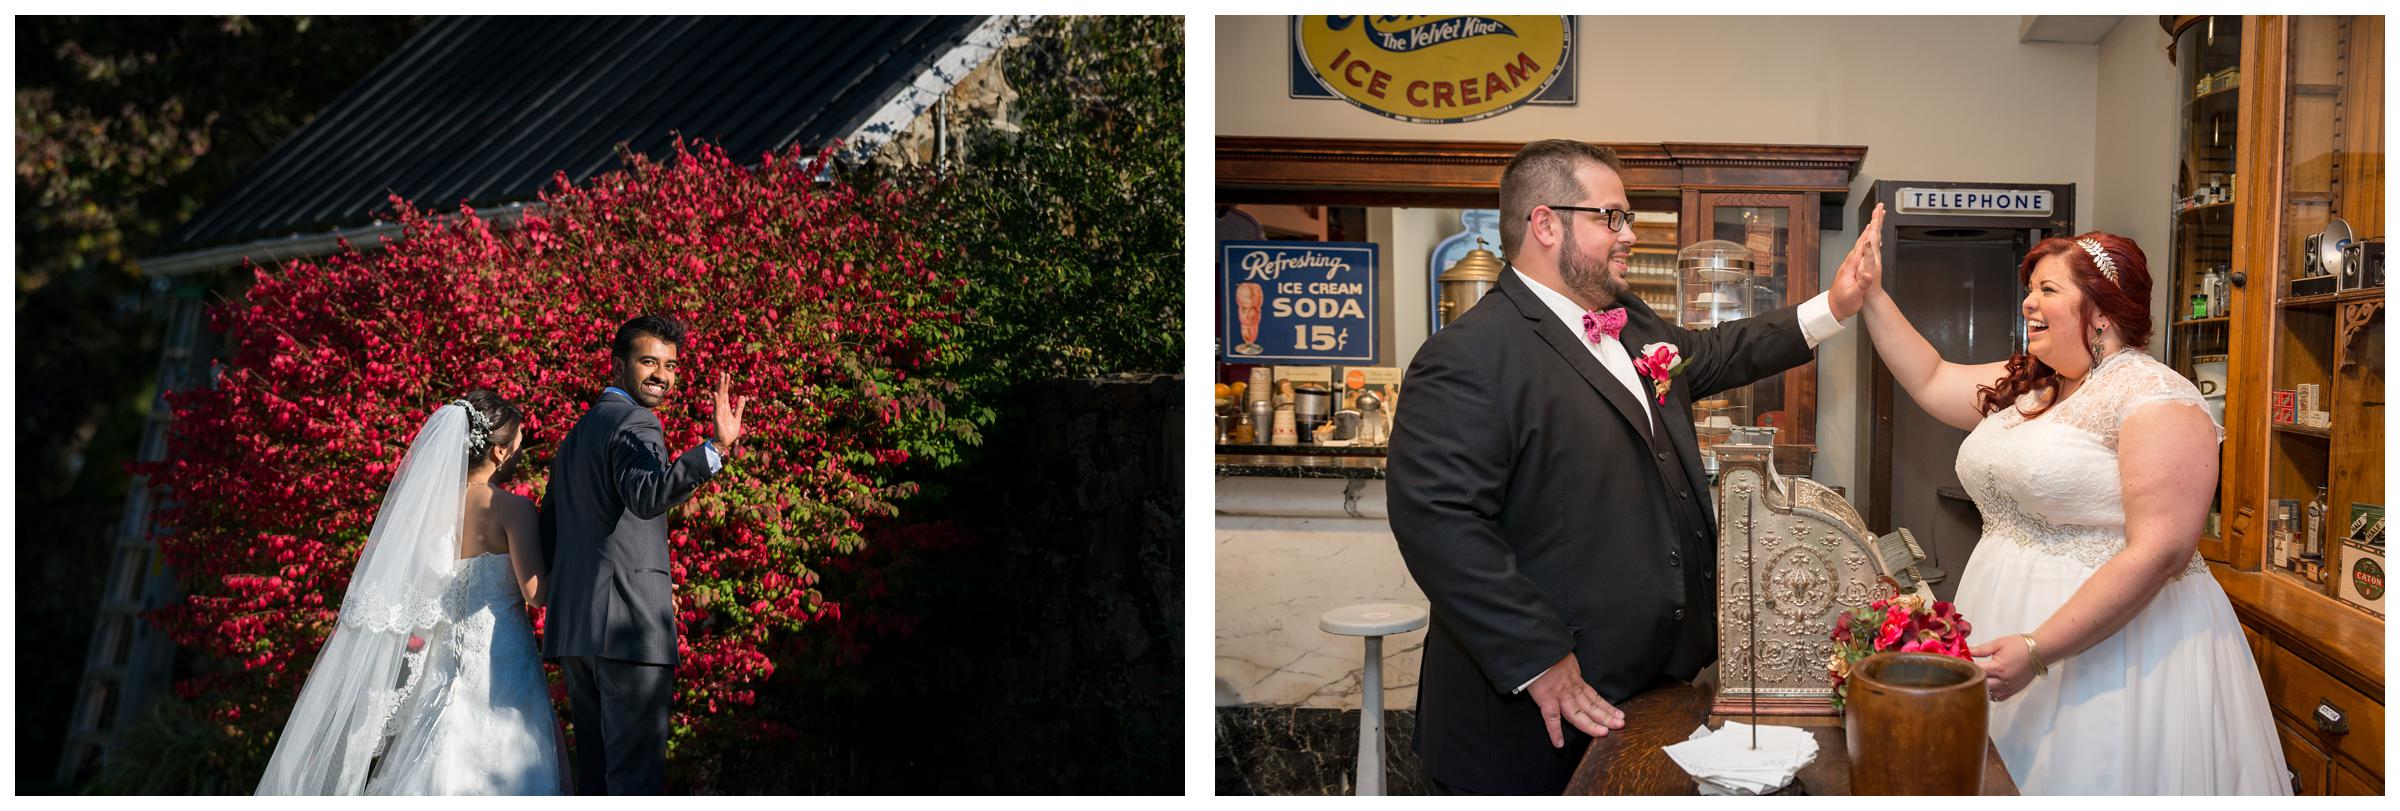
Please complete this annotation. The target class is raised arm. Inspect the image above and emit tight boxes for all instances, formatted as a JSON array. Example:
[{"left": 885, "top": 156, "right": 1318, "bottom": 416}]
[
  {"left": 1854, "top": 204, "right": 2009, "bottom": 430},
  {"left": 1973, "top": 400, "right": 2219, "bottom": 699},
  {"left": 501, "top": 492, "right": 548, "bottom": 606},
  {"left": 609, "top": 417, "right": 715, "bottom": 520}
]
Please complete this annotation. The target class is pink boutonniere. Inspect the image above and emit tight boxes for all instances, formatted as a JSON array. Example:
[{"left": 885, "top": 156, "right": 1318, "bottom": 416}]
[{"left": 1631, "top": 342, "right": 1687, "bottom": 405}]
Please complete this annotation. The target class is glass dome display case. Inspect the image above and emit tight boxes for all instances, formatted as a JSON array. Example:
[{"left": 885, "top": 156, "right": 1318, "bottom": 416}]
[
  {"left": 1677, "top": 238, "right": 1757, "bottom": 328},
  {"left": 1677, "top": 238, "right": 1760, "bottom": 475}
]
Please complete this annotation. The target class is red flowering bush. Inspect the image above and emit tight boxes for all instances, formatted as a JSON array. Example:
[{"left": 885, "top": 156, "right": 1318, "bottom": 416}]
[
  {"left": 1826, "top": 593, "right": 1972, "bottom": 710},
  {"left": 138, "top": 139, "right": 979, "bottom": 763}
]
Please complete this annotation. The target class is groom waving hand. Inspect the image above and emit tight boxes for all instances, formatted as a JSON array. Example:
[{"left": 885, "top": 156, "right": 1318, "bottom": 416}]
[
  {"left": 1388, "top": 140, "right": 1880, "bottom": 794},
  {"left": 540, "top": 315, "right": 748, "bottom": 794}
]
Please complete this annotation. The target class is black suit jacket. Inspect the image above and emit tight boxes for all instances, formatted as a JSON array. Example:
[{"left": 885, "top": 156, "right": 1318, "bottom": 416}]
[
  {"left": 538, "top": 392, "right": 718, "bottom": 666},
  {"left": 1387, "top": 269, "right": 1816, "bottom": 793}
]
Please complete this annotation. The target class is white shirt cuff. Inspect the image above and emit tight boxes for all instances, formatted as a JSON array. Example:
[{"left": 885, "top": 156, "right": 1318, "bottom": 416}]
[
  {"left": 1514, "top": 672, "right": 1540, "bottom": 694},
  {"left": 702, "top": 440, "right": 724, "bottom": 474},
  {"left": 1797, "top": 291, "right": 1844, "bottom": 349}
]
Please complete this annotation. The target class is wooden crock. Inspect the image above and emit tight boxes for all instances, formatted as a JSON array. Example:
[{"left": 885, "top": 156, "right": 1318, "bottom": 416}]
[{"left": 1843, "top": 652, "right": 1989, "bottom": 794}]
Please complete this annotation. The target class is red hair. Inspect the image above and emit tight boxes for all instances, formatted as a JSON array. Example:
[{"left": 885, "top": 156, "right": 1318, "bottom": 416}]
[{"left": 1974, "top": 231, "right": 2153, "bottom": 417}]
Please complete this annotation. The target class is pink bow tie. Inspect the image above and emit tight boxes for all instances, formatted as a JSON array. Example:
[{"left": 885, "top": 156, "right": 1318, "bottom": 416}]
[{"left": 1582, "top": 307, "right": 1627, "bottom": 343}]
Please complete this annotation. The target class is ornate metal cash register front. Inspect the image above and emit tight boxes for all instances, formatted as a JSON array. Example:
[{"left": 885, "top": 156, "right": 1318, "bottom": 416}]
[{"left": 1713, "top": 428, "right": 1927, "bottom": 719}]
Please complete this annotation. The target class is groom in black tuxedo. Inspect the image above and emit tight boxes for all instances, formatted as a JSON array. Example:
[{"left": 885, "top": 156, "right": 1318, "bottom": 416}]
[
  {"left": 540, "top": 315, "right": 747, "bottom": 794},
  {"left": 1388, "top": 140, "right": 1878, "bottom": 794}
]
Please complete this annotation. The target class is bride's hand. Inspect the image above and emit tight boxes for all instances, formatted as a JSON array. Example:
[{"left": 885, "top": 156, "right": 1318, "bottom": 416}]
[
  {"left": 1861, "top": 203, "right": 1887, "bottom": 301},
  {"left": 1970, "top": 635, "right": 2034, "bottom": 702}
]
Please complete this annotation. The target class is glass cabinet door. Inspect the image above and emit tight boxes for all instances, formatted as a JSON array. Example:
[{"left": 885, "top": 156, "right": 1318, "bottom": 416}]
[
  {"left": 1680, "top": 191, "right": 1820, "bottom": 476},
  {"left": 2170, "top": 15, "right": 2241, "bottom": 559}
]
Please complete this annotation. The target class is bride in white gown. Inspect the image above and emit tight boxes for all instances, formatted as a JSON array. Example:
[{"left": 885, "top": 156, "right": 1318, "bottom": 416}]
[
  {"left": 257, "top": 391, "right": 568, "bottom": 795},
  {"left": 1850, "top": 207, "right": 2287, "bottom": 795}
]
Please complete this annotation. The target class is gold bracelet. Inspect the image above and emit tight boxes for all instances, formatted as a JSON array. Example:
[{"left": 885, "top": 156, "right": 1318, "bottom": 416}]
[{"left": 2019, "top": 633, "right": 2050, "bottom": 678}]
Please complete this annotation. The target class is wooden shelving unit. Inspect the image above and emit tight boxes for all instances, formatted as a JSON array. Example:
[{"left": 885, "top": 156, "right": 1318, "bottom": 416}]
[{"left": 2169, "top": 13, "right": 2385, "bottom": 796}]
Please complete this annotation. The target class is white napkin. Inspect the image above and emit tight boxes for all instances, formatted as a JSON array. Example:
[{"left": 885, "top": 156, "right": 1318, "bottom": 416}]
[{"left": 1661, "top": 720, "right": 1818, "bottom": 795}]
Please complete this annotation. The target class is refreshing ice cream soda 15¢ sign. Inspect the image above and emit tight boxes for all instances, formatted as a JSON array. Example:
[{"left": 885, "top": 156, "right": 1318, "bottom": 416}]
[{"left": 1292, "top": 15, "right": 1574, "bottom": 123}]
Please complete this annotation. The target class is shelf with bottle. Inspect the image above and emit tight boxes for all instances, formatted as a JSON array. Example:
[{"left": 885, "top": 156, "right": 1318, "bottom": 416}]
[
  {"left": 2174, "top": 198, "right": 2237, "bottom": 219},
  {"left": 2175, "top": 171, "right": 2239, "bottom": 215},
  {"left": 2184, "top": 76, "right": 2240, "bottom": 108},
  {"left": 2263, "top": 481, "right": 2345, "bottom": 595},
  {"left": 2177, "top": 263, "right": 2238, "bottom": 323}
]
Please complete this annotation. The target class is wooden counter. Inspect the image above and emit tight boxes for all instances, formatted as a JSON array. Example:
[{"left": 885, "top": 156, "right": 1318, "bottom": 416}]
[{"left": 1562, "top": 682, "right": 2017, "bottom": 796}]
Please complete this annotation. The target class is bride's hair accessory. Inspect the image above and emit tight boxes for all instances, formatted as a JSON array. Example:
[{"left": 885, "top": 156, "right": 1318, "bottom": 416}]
[
  {"left": 2077, "top": 238, "right": 2119, "bottom": 287},
  {"left": 451, "top": 398, "right": 495, "bottom": 460}
]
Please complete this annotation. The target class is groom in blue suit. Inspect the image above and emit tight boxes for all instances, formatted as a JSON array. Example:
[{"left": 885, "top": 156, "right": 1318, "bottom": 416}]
[{"left": 540, "top": 315, "right": 747, "bottom": 794}]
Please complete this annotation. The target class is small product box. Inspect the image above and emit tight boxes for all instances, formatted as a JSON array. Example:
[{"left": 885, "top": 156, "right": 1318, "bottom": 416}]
[
  {"left": 2336, "top": 539, "right": 2385, "bottom": 618},
  {"left": 2270, "top": 390, "right": 2297, "bottom": 425},
  {"left": 2296, "top": 383, "right": 2320, "bottom": 413},
  {"left": 2347, "top": 503, "right": 2385, "bottom": 547},
  {"left": 1335, "top": 366, "right": 1402, "bottom": 411},
  {"left": 1271, "top": 366, "right": 1333, "bottom": 407}
]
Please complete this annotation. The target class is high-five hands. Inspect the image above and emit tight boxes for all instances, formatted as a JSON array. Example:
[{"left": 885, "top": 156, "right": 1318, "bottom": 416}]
[
  {"left": 712, "top": 371, "right": 750, "bottom": 453},
  {"left": 1827, "top": 202, "right": 1889, "bottom": 321},
  {"left": 1526, "top": 652, "right": 1626, "bottom": 748}
]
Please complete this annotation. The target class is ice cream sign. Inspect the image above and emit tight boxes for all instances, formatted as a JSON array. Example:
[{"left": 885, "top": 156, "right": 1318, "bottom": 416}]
[
  {"left": 1291, "top": 15, "right": 1575, "bottom": 124},
  {"left": 1221, "top": 241, "right": 1379, "bottom": 364}
]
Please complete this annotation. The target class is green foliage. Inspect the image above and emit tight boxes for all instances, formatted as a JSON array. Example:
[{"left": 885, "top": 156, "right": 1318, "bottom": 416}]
[{"left": 886, "top": 15, "right": 1184, "bottom": 411}]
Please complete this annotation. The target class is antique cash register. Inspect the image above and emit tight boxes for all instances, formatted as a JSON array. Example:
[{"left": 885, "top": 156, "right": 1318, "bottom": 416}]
[{"left": 1712, "top": 427, "right": 1929, "bottom": 720}]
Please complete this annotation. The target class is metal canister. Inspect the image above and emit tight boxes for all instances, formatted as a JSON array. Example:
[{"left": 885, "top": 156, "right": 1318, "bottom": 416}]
[
  {"left": 1332, "top": 410, "right": 1361, "bottom": 441},
  {"left": 1293, "top": 385, "right": 1333, "bottom": 423},
  {"left": 1249, "top": 399, "right": 1273, "bottom": 444}
]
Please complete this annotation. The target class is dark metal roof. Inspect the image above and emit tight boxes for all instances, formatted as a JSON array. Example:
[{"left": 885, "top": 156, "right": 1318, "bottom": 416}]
[{"left": 158, "top": 15, "right": 986, "bottom": 254}]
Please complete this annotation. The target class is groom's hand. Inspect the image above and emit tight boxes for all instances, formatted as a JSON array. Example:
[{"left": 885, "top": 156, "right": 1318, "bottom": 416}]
[
  {"left": 711, "top": 371, "right": 750, "bottom": 452},
  {"left": 1827, "top": 203, "right": 1888, "bottom": 321},
  {"left": 1526, "top": 653, "right": 1625, "bottom": 748}
]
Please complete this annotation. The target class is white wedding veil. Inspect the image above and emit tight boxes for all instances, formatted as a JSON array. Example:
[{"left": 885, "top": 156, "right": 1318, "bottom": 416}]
[{"left": 255, "top": 403, "right": 470, "bottom": 795}]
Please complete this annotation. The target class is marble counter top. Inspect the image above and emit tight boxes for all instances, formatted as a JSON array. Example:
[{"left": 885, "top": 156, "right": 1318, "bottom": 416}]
[{"left": 1216, "top": 452, "right": 1388, "bottom": 480}]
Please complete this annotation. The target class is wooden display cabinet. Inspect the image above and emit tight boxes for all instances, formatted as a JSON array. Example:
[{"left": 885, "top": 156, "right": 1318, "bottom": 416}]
[{"left": 2167, "top": 14, "right": 2384, "bottom": 795}]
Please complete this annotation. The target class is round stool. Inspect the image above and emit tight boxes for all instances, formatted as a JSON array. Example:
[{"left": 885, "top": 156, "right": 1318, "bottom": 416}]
[{"left": 1320, "top": 603, "right": 1429, "bottom": 796}]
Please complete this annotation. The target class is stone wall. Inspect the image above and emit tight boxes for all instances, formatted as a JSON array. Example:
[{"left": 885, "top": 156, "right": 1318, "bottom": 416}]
[{"left": 756, "top": 373, "right": 1183, "bottom": 793}]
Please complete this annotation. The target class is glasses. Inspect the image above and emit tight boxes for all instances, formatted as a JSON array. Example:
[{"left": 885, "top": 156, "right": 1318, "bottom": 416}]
[{"left": 1539, "top": 205, "right": 1637, "bottom": 233}]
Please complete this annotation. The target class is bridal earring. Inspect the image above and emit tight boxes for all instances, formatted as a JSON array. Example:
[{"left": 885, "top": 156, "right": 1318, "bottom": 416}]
[{"left": 2088, "top": 323, "right": 2107, "bottom": 362}]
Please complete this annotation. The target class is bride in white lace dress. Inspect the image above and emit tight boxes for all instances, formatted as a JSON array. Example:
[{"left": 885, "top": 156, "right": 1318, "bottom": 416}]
[
  {"left": 257, "top": 391, "right": 568, "bottom": 794},
  {"left": 1850, "top": 209, "right": 2287, "bottom": 794}
]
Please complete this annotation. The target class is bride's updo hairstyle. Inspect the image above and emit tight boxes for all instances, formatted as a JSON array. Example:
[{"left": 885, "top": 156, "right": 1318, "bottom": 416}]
[
  {"left": 454, "top": 389, "right": 525, "bottom": 469},
  {"left": 1974, "top": 231, "right": 2153, "bottom": 418}
]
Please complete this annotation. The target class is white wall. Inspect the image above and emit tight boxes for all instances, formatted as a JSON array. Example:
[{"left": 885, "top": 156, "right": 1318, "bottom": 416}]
[
  {"left": 2092, "top": 18, "right": 2181, "bottom": 362},
  {"left": 1371, "top": 207, "right": 1462, "bottom": 368},
  {"left": 1220, "top": 14, "right": 2138, "bottom": 497}
]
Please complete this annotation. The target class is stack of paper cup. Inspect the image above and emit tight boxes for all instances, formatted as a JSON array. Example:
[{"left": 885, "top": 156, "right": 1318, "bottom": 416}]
[{"left": 1269, "top": 408, "right": 1299, "bottom": 446}]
